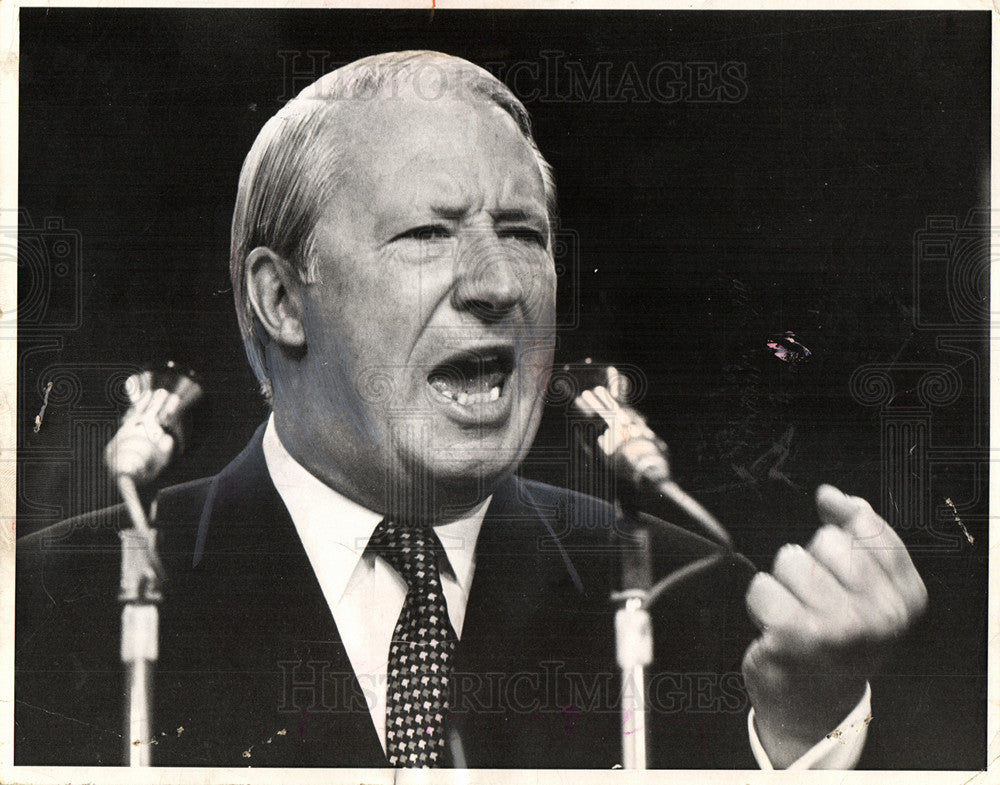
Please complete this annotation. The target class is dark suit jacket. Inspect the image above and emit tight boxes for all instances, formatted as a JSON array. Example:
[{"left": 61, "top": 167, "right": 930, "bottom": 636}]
[{"left": 15, "top": 424, "right": 768, "bottom": 768}]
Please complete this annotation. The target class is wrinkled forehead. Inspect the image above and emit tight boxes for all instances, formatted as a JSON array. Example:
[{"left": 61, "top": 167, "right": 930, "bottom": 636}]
[
  {"left": 357, "top": 94, "right": 536, "bottom": 172},
  {"left": 321, "top": 95, "right": 548, "bottom": 234}
]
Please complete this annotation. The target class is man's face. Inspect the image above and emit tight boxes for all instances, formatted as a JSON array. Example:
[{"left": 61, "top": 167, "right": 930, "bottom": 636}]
[{"left": 291, "top": 94, "right": 556, "bottom": 514}]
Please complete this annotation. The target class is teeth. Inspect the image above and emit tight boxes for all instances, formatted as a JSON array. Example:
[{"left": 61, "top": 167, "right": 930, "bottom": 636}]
[
  {"left": 437, "top": 385, "right": 503, "bottom": 406},
  {"left": 431, "top": 381, "right": 500, "bottom": 406}
]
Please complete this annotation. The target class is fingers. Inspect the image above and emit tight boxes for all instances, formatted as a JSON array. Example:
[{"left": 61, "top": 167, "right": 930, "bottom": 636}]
[
  {"left": 808, "top": 524, "right": 912, "bottom": 636},
  {"left": 814, "top": 484, "right": 928, "bottom": 617},
  {"left": 747, "top": 542, "right": 885, "bottom": 661},
  {"left": 816, "top": 483, "right": 902, "bottom": 561},
  {"left": 742, "top": 487, "right": 927, "bottom": 761},
  {"left": 745, "top": 571, "right": 822, "bottom": 663},
  {"left": 746, "top": 569, "right": 805, "bottom": 633},
  {"left": 770, "top": 542, "right": 850, "bottom": 611},
  {"left": 746, "top": 487, "right": 928, "bottom": 671}
]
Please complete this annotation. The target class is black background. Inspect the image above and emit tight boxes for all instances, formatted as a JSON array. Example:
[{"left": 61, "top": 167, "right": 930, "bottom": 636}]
[{"left": 16, "top": 8, "right": 989, "bottom": 767}]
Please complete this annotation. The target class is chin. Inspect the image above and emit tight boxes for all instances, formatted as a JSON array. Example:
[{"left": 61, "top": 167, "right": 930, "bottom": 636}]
[
  {"left": 418, "top": 444, "right": 518, "bottom": 488},
  {"left": 430, "top": 449, "right": 515, "bottom": 481},
  {"left": 429, "top": 464, "right": 515, "bottom": 513},
  {"left": 390, "top": 414, "right": 540, "bottom": 498}
]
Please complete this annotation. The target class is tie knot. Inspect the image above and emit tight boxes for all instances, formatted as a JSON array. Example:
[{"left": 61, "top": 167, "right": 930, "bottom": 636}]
[{"left": 367, "top": 518, "right": 444, "bottom": 587}]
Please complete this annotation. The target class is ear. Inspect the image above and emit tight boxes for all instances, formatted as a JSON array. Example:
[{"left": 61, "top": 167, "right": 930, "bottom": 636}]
[{"left": 245, "top": 246, "right": 307, "bottom": 349}]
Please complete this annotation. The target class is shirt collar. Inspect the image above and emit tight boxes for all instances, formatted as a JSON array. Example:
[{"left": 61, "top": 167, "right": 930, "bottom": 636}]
[{"left": 261, "top": 414, "right": 487, "bottom": 604}]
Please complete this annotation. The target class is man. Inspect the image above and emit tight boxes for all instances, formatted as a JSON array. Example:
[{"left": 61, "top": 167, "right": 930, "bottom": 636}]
[{"left": 15, "top": 51, "right": 926, "bottom": 769}]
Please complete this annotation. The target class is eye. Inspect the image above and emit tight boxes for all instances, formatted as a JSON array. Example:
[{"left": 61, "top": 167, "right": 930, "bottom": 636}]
[
  {"left": 392, "top": 224, "right": 453, "bottom": 242},
  {"left": 500, "top": 228, "right": 548, "bottom": 248}
]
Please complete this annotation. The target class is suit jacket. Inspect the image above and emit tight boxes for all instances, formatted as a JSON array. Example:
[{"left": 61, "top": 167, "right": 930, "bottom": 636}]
[{"left": 15, "top": 423, "right": 767, "bottom": 768}]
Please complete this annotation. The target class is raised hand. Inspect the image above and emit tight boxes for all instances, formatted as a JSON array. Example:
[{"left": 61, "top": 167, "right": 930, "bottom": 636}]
[{"left": 741, "top": 484, "right": 928, "bottom": 768}]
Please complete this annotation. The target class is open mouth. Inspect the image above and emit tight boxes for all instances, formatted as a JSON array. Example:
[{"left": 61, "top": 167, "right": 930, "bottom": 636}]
[{"left": 427, "top": 347, "right": 515, "bottom": 407}]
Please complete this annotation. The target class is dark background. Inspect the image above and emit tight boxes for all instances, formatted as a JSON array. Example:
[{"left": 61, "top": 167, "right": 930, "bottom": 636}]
[{"left": 16, "top": 8, "right": 989, "bottom": 768}]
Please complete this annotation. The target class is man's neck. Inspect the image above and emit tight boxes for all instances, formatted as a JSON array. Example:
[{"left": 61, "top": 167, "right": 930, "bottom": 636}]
[{"left": 268, "top": 409, "right": 498, "bottom": 524}]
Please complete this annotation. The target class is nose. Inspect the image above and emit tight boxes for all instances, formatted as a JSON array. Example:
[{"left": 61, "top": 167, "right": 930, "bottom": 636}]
[{"left": 451, "top": 234, "right": 525, "bottom": 322}]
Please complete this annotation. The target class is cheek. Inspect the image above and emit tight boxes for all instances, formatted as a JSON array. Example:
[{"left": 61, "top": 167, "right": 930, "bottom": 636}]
[
  {"left": 319, "top": 264, "right": 419, "bottom": 342},
  {"left": 359, "top": 252, "right": 441, "bottom": 324},
  {"left": 333, "top": 294, "right": 425, "bottom": 396},
  {"left": 525, "top": 261, "right": 558, "bottom": 319},
  {"left": 518, "top": 342, "right": 556, "bottom": 401}
]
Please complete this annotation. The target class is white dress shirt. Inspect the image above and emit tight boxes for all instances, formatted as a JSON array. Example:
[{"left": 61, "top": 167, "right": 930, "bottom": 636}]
[
  {"left": 262, "top": 415, "right": 868, "bottom": 767},
  {"left": 262, "top": 417, "right": 487, "bottom": 752}
]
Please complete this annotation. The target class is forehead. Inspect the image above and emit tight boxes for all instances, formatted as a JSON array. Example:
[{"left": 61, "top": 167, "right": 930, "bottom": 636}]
[{"left": 329, "top": 95, "right": 547, "bottom": 217}]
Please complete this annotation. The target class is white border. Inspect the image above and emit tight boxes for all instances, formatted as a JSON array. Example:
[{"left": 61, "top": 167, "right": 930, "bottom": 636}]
[{"left": 0, "top": 2, "right": 994, "bottom": 784}]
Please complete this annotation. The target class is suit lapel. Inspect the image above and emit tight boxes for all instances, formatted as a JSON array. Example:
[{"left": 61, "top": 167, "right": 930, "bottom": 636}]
[
  {"left": 155, "top": 424, "right": 387, "bottom": 767},
  {"left": 447, "top": 476, "right": 620, "bottom": 768},
  {"left": 457, "top": 477, "right": 552, "bottom": 658}
]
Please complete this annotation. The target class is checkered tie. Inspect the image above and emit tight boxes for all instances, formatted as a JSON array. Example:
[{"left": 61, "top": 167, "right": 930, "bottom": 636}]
[{"left": 368, "top": 518, "right": 457, "bottom": 767}]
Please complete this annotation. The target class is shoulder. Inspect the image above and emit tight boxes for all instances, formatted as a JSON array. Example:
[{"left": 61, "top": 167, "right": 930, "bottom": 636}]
[
  {"left": 512, "top": 475, "right": 730, "bottom": 560},
  {"left": 17, "top": 421, "right": 269, "bottom": 562},
  {"left": 503, "top": 475, "right": 753, "bottom": 606},
  {"left": 15, "top": 474, "right": 218, "bottom": 614},
  {"left": 17, "top": 476, "right": 215, "bottom": 552},
  {"left": 507, "top": 475, "right": 757, "bottom": 697}
]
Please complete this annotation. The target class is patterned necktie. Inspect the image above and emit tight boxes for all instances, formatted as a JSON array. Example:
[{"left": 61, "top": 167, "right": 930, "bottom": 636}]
[{"left": 367, "top": 518, "right": 457, "bottom": 767}]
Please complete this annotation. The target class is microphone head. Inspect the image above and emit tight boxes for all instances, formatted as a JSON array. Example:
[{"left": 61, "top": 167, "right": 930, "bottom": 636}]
[
  {"left": 106, "top": 361, "right": 204, "bottom": 484},
  {"left": 551, "top": 359, "right": 672, "bottom": 503},
  {"left": 553, "top": 358, "right": 640, "bottom": 406},
  {"left": 552, "top": 359, "right": 734, "bottom": 549}
]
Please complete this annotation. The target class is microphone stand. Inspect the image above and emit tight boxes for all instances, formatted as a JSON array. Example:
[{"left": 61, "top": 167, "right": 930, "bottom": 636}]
[
  {"left": 610, "top": 521, "right": 653, "bottom": 770},
  {"left": 117, "top": 474, "right": 162, "bottom": 767},
  {"left": 609, "top": 515, "right": 733, "bottom": 769},
  {"left": 105, "top": 366, "right": 201, "bottom": 766},
  {"left": 570, "top": 363, "right": 748, "bottom": 770}
]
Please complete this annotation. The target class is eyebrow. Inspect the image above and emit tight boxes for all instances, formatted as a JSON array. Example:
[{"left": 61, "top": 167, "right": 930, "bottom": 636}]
[
  {"left": 489, "top": 207, "right": 547, "bottom": 222},
  {"left": 425, "top": 205, "right": 547, "bottom": 223},
  {"left": 429, "top": 204, "right": 470, "bottom": 221}
]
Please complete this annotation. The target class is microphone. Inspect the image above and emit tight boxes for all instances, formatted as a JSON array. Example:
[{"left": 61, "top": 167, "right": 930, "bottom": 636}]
[
  {"left": 564, "top": 361, "right": 749, "bottom": 771},
  {"left": 569, "top": 362, "right": 734, "bottom": 550},
  {"left": 103, "top": 362, "right": 202, "bottom": 767},
  {"left": 105, "top": 362, "right": 203, "bottom": 485}
]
